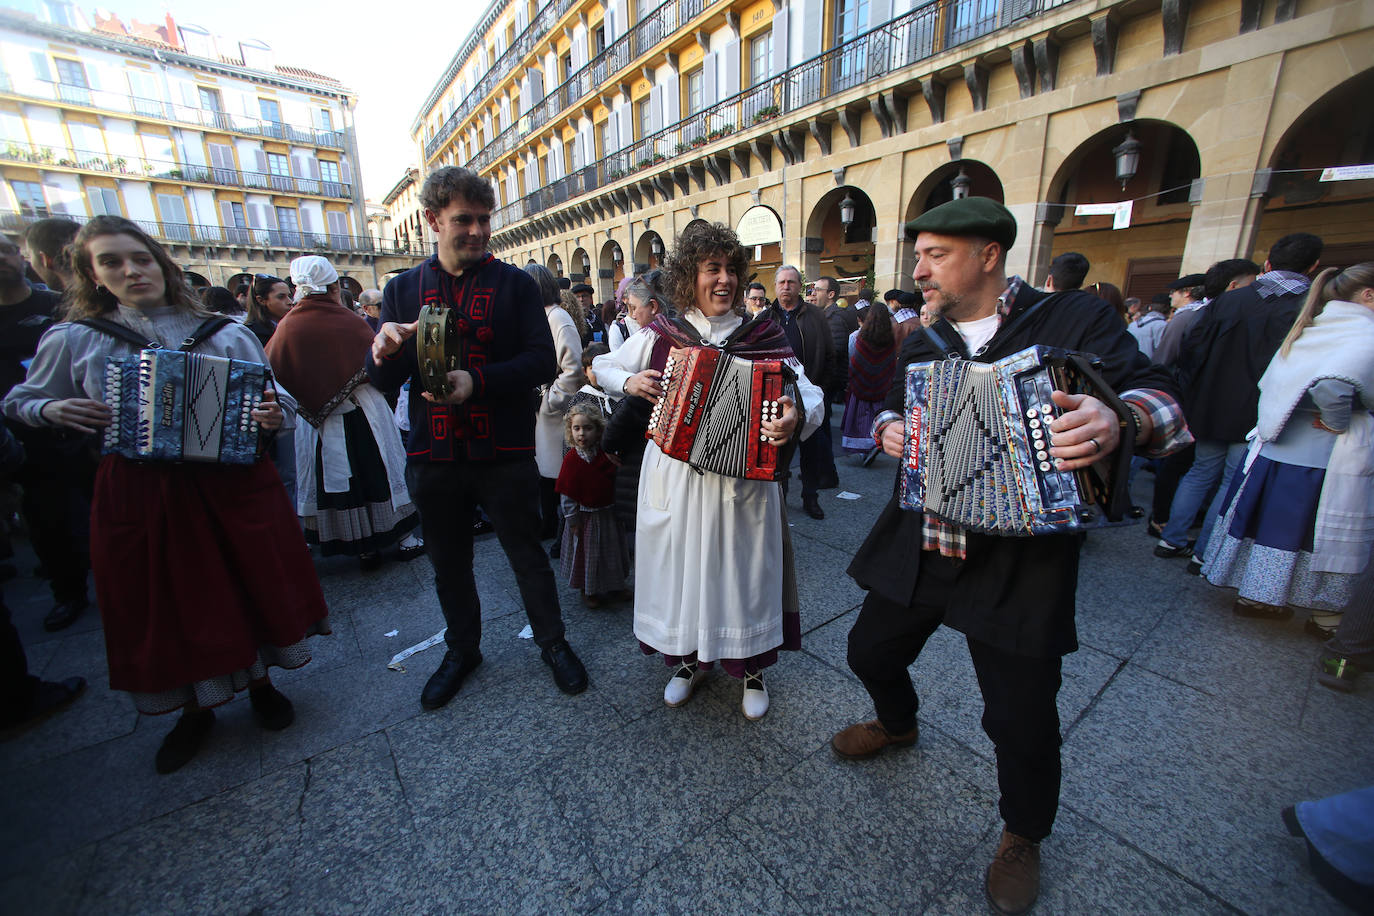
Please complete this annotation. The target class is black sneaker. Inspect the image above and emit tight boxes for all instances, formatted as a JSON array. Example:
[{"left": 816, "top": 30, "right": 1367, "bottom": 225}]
[
  {"left": 1186, "top": 556, "right": 1203, "bottom": 576},
  {"left": 1153, "top": 540, "right": 1192, "bottom": 559},
  {"left": 541, "top": 639, "right": 588, "bottom": 695}
]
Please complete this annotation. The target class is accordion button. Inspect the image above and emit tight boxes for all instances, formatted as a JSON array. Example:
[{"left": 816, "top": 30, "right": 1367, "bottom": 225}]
[
  {"left": 1029, "top": 419, "right": 1041, "bottom": 429},
  {"left": 1039, "top": 461, "right": 1051, "bottom": 472},
  {"left": 1026, "top": 408, "right": 1037, "bottom": 418},
  {"left": 1041, "top": 403, "right": 1053, "bottom": 415},
  {"left": 1036, "top": 450, "right": 1048, "bottom": 461}
]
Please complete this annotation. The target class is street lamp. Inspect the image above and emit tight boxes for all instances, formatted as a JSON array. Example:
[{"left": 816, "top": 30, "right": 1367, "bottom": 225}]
[
  {"left": 650, "top": 235, "right": 663, "bottom": 259},
  {"left": 951, "top": 167, "right": 972, "bottom": 199},
  {"left": 581, "top": 253, "right": 591, "bottom": 276},
  {"left": 839, "top": 192, "right": 856, "bottom": 228},
  {"left": 612, "top": 244, "right": 623, "bottom": 265},
  {"left": 1113, "top": 130, "right": 1143, "bottom": 190}
]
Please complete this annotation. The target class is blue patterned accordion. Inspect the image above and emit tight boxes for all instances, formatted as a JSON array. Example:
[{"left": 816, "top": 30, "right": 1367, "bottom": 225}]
[
  {"left": 101, "top": 349, "right": 269, "bottom": 464},
  {"left": 898, "top": 345, "right": 1133, "bottom": 535}
]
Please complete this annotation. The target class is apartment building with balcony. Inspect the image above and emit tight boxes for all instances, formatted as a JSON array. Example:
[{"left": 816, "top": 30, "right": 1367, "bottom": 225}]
[
  {"left": 0, "top": 4, "right": 417, "bottom": 289},
  {"left": 413, "top": 0, "right": 1374, "bottom": 303},
  {"left": 379, "top": 167, "right": 430, "bottom": 257}
]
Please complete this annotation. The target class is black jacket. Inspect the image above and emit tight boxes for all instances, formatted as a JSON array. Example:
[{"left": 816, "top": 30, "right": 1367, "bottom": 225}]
[
  {"left": 846, "top": 284, "right": 1180, "bottom": 658},
  {"left": 1173, "top": 283, "right": 1304, "bottom": 443},
  {"left": 764, "top": 299, "right": 835, "bottom": 393},
  {"left": 824, "top": 303, "right": 860, "bottom": 396},
  {"left": 367, "top": 254, "right": 556, "bottom": 463}
]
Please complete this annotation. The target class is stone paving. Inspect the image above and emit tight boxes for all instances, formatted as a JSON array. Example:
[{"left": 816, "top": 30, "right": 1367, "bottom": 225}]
[{"left": 2, "top": 430, "right": 1371, "bottom": 914}]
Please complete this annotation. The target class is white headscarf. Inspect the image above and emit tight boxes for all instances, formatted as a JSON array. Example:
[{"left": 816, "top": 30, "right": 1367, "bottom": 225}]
[{"left": 289, "top": 255, "right": 339, "bottom": 300}]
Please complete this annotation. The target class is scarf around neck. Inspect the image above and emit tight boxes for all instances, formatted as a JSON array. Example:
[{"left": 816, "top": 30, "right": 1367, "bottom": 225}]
[{"left": 265, "top": 295, "right": 377, "bottom": 418}]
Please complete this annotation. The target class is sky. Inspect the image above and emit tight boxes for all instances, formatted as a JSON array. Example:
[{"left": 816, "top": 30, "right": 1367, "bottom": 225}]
[{"left": 15, "top": 0, "right": 483, "bottom": 202}]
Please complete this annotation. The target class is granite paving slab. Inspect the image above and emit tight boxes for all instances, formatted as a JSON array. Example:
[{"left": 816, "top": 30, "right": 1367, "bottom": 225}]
[
  {"left": 264, "top": 834, "right": 445, "bottom": 916},
  {"left": 75, "top": 763, "right": 306, "bottom": 916},
  {"left": 597, "top": 819, "right": 798, "bottom": 915},
  {"left": 727, "top": 734, "right": 1000, "bottom": 914},
  {"left": 924, "top": 807, "right": 1235, "bottom": 915},
  {"left": 534, "top": 710, "right": 802, "bottom": 892},
  {"left": 1061, "top": 663, "right": 1369, "bottom": 915},
  {"left": 0, "top": 840, "right": 94, "bottom": 916}
]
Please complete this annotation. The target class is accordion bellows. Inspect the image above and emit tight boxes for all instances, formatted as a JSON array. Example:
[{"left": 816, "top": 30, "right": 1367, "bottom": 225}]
[
  {"left": 102, "top": 349, "right": 268, "bottom": 464},
  {"left": 899, "top": 345, "right": 1129, "bottom": 535},
  {"left": 647, "top": 346, "right": 795, "bottom": 481}
]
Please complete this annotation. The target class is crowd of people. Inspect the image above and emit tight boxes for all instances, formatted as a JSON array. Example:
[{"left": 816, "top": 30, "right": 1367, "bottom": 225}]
[{"left": 0, "top": 170, "right": 1370, "bottom": 912}]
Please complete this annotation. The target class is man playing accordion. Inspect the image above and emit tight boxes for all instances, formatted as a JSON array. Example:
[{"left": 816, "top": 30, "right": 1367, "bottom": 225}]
[{"left": 833, "top": 198, "right": 1192, "bottom": 914}]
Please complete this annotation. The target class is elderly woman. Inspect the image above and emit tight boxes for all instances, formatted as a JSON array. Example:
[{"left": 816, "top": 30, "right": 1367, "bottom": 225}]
[
  {"left": 608, "top": 272, "right": 666, "bottom": 350},
  {"left": 592, "top": 222, "right": 824, "bottom": 719},
  {"left": 266, "top": 256, "right": 422, "bottom": 570},
  {"left": 530, "top": 264, "right": 585, "bottom": 540}
]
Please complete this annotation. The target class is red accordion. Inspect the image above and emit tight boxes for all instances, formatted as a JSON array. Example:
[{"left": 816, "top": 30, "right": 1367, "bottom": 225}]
[{"left": 646, "top": 346, "right": 795, "bottom": 481}]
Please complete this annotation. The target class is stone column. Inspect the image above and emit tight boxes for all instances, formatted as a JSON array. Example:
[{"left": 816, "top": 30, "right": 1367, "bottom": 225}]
[{"left": 1179, "top": 169, "right": 1266, "bottom": 273}]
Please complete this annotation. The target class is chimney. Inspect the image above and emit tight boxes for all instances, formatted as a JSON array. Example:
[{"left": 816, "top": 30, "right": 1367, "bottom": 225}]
[{"left": 164, "top": 12, "right": 182, "bottom": 49}]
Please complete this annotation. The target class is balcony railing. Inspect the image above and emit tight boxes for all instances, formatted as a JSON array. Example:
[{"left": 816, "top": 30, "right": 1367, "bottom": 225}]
[
  {"left": 423, "top": 0, "right": 579, "bottom": 160},
  {"left": 2, "top": 79, "right": 346, "bottom": 149},
  {"left": 0, "top": 209, "right": 417, "bottom": 257},
  {"left": 492, "top": 0, "right": 1047, "bottom": 230},
  {"left": 0, "top": 141, "right": 354, "bottom": 199}
]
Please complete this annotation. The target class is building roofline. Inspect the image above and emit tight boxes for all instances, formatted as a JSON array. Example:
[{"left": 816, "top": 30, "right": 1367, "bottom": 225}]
[
  {"left": 0, "top": 9, "right": 356, "bottom": 100},
  {"left": 409, "top": 0, "right": 505, "bottom": 135},
  {"left": 382, "top": 167, "right": 420, "bottom": 206}
]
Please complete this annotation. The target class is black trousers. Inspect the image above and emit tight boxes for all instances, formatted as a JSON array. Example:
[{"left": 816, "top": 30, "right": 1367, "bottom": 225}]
[
  {"left": 794, "top": 397, "right": 838, "bottom": 499},
  {"left": 846, "top": 551, "right": 1063, "bottom": 841},
  {"left": 408, "top": 459, "right": 566, "bottom": 655},
  {"left": 13, "top": 442, "right": 94, "bottom": 605},
  {"left": 0, "top": 594, "right": 36, "bottom": 723}
]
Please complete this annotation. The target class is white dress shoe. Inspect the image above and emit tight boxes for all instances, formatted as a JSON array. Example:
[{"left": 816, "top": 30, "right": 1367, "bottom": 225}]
[
  {"left": 663, "top": 663, "right": 704, "bottom": 707},
  {"left": 741, "top": 672, "right": 769, "bottom": 720}
]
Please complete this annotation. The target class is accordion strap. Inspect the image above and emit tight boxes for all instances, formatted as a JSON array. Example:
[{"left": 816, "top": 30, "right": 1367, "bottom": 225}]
[
  {"left": 924, "top": 291, "right": 1068, "bottom": 362},
  {"left": 77, "top": 315, "right": 235, "bottom": 352}
]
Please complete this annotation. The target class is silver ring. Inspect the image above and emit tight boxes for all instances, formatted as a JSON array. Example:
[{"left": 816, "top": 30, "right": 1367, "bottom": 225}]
[{"left": 1089, "top": 437, "right": 1101, "bottom": 454}]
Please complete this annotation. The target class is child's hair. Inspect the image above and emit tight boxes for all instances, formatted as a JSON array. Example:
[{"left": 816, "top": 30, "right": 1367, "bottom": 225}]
[
  {"left": 582, "top": 341, "right": 609, "bottom": 369},
  {"left": 564, "top": 402, "right": 606, "bottom": 442}
]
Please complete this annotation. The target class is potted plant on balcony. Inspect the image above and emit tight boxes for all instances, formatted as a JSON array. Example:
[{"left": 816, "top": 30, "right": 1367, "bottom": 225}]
[{"left": 752, "top": 106, "right": 780, "bottom": 124}]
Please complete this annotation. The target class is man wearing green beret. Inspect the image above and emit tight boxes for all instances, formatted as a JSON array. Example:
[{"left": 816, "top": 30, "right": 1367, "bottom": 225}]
[{"left": 832, "top": 197, "right": 1193, "bottom": 913}]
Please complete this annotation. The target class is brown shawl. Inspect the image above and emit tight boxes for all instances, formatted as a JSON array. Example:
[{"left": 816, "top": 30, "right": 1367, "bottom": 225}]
[{"left": 265, "top": 294, "right": 377, "bottom": 421}]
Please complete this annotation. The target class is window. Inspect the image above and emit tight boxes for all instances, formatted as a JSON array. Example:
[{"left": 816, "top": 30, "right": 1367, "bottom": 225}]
[
  {"left": 638, "top": 98, "right": 653, "bottom": 140},
  {"left": 86, "top": 186, "right": 120, "bottom": 216},
  {"left": 315, "top": 108, "right": 333, "bottom": 133},
  {"left": 834, "top": 0, "right": 870, "bottom": 90},
  {"left": 594, "top": 25, "right": 606, "bottom": 55},
  {"left": 198, "top": 87, "right": 221, "bottom": 111},
  {"left": 275, "top": 206, "right": 300, "bottom": 246},
  {"left": 10, "top": 180, "right": 48, "bottom": 217},
  {"left": 157, "top": 193, "right": 190, "bottom": 240},
  {"left": 259, "top": 98, "right": 283, "bottom": 138},
  {"left": 207, "top": 143, "right": 236, "bottom": 184},
  {"left": 836, "top": 0, "right": 870, "bottom": 41},
  {"left": 561, "top": 52, "right": 573, "bottom": 81},
  {"left": 319, "top": 159, "right": 343, "bottom": 196},
  {"left": 54, "top": 58, "right": 90, "bottom": 105},
  {"left": 686, "top": 69, "right": 704, "bottom": 116},
  {"left": 226, "top": 201, "right": 248, "bottom": 243},
  {"left": 266, "top": 152, "right": 291, "bottom": 191},
  {"left": 750, "top": 30, "right": 773, "bottom": 87},
  {"left": 600, "top": 119, "right": 613, "bottom": 158}
]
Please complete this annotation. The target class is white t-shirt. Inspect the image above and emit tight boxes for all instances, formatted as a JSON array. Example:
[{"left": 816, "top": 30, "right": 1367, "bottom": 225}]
[{"left": 949, "top": 313, "right": 1000, "bottom": 355}]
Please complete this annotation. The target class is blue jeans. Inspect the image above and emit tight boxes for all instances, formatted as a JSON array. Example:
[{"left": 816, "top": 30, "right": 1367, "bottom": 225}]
[{"left": 1160, "top": 439, "right": 1246, "bottom": 555}]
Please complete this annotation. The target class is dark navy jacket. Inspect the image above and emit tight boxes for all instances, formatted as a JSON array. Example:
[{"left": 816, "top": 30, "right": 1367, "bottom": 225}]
[{"left": 367, "top": 254, "right": 556, "bottom": 463}]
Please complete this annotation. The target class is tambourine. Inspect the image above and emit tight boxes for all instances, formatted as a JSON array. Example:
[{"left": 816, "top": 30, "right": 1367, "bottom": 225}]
[{"left": 416, "top": 304, "right": 459, "bottom": 398}]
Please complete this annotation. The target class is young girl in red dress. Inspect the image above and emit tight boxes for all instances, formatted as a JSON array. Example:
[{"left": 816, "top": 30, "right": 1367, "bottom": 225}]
[
  {"left": 555, "top": 403, "right": 629, "bottom": 607},
  {"left": 2, "top": 216, "right": 329, "bottom": 774}
]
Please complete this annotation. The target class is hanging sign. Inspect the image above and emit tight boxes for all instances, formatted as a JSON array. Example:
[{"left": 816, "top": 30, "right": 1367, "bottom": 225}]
[{"left": 736, "top": 206, "right": 783, "bottom": 246}]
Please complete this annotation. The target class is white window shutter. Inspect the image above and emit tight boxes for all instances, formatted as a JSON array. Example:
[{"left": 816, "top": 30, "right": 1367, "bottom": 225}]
[
  {"left": 30, "top": 52, "right": 50, "bottom": 82},
  {"left": 218, "top": 200, "right": 234, "bottom": 227},
  {"left": 649, "top": 85, "right": 662, "bottom": 134},
  {"left": 340, "top": 157, "right": 352, "bottom": 185},
  {"left": 300, "top": 207, "right": 314, "bottom": 231},
  {"left": 723, "top": 41, "right": 740, "bottom": 98},
  {"left": 309, "top": 158, "right": 321, "bottom": 179},
  {"left": 773, "top": 8, "right": 790, "bottom": 72},
  {"left": 254, "top": 149, "right": 268, "bottom": 172},
  {"left": 703, "top": 53, "right": 718, "bottom": 108}
]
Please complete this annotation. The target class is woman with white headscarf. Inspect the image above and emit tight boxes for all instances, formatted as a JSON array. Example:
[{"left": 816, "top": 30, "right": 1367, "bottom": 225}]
[{"left": 266, "top": 256, "right": 424, "bottom": 570}]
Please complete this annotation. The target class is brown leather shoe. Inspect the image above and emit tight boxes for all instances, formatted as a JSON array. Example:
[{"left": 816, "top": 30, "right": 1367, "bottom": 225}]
[
  {"left": 985, "top": 829, "right": 1040, "bottom": 914},
  {"left": 830, "top": 719, "right": 918, "bottom": 759}
]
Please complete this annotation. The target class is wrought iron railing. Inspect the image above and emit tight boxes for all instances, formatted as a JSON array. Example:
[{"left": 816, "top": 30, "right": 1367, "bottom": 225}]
[
  {"left": 491, "top": 0, "right": 1050, "bottom": 230},
  {"left": 0, "top": 209, "right": 416, "bottom": 256},
  {"left": 0, "top": 141, "right": 353, "bottom": 199},
  {"left": 1, "top": 79, "right": 346, "bottom": 149}
]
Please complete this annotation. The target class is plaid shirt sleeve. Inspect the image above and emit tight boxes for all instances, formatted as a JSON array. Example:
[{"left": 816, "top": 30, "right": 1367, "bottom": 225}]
[{"left": 1120, "top": 388, "right": 1193, "bottom": 458}]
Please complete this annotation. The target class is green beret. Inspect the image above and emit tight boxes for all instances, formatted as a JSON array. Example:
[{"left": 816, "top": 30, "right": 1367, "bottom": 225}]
[{"left": 904, "top": 197, "right": 1017, "bottom": 251}]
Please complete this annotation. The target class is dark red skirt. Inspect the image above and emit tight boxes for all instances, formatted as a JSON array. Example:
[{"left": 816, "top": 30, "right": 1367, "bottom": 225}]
[{"left": 90, "top": 455, "right": 329, "bottom": 695}]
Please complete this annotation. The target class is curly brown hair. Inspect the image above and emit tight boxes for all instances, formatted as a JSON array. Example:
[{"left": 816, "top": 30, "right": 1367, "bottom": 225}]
[
  {"left": 662, "top": 222, "right": 749, "bottom": 315},
  {"left": 66, "top": 216, "right": 207, "bottom": 321}
]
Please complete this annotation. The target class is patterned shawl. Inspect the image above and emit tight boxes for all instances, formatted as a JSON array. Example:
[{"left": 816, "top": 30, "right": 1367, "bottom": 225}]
[
  {"left": 848, "top": 335, "right": 897, "bottom": 402},
  {"left": 645, "top": 312, "right": 795, "bottom": 371}
]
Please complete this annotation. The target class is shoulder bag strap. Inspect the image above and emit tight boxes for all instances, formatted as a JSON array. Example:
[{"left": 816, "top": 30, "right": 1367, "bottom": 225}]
[
  {"left": 177, "top": 317, "right": 234, "bottom": 351},
  {"left": 74, "top": 317, "right": 161, "bottom": 349}
]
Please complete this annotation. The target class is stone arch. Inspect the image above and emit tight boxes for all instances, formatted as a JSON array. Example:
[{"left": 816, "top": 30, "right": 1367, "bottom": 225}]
[
  {"left": 337, "top": 275, "right": 363, "bottom": 297},
  {"left": 1037, "top": 120, "right": 1201, "bottom": 301},
  {"left": 1255, "top": 67, "right": 1374, "bottom": 269},
  {"left": 598, "top": 237, "right": 625, "bottom": 301},
  {"left": 633, "top": 229, "right": 666, "bottom": 273},
  {"left": 802, "top": 185, "right": 877, "bottom": 291},
  {"left": 898, "top": 161, "right": 1005, "bottom": 285},
  {"left": 224, "top": 271, "right": 253, "bottom": 293},
  {"left": 571, "top": 246, "right": 591, "bottom": 282},
  {"left": 184, "top": 271, "right": 210, "bottom": 289},
  {"left": 546, "top": 252, "right": 564, "bottom": 278}
]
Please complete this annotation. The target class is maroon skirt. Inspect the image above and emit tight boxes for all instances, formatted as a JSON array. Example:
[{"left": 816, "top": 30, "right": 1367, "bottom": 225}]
[{"left": 90, "top": 454, "right": 329, "bottom": 695}]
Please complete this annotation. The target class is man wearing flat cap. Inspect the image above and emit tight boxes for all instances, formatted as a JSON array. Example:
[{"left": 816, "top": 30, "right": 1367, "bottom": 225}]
[{"left": 832, "top": 197, "right": 1192, "bottom": 914}]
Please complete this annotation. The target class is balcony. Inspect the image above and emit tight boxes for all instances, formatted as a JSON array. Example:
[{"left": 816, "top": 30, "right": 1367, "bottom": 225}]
[
  {"left": 0, "top": 209, "right": 415, "bottom": 256},
  {"left": 0, "top": 140, "right": 354, "bottom": 200},
  {"left": 423, "top": 0, "right": 580, "bottom": 161},
  {"left": 2, "top": 79, "right": 346, "bottom": 149},
  {"left": 492, "top": 0, "right": 1053, "bottom": 231}
]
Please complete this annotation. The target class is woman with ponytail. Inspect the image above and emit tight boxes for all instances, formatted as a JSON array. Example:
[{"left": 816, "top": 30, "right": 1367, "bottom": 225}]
[{"left": 1201, "top": 262, "right": 1374, "bottom": 635}]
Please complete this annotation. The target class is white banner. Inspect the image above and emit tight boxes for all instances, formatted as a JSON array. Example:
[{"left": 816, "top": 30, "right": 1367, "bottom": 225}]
[
  {"left": 1074, "top": 200, "right": 1133, "bottom": 229},
  {"left": 1319, "top": 164, "right": 1374, "bottom": 182}
]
